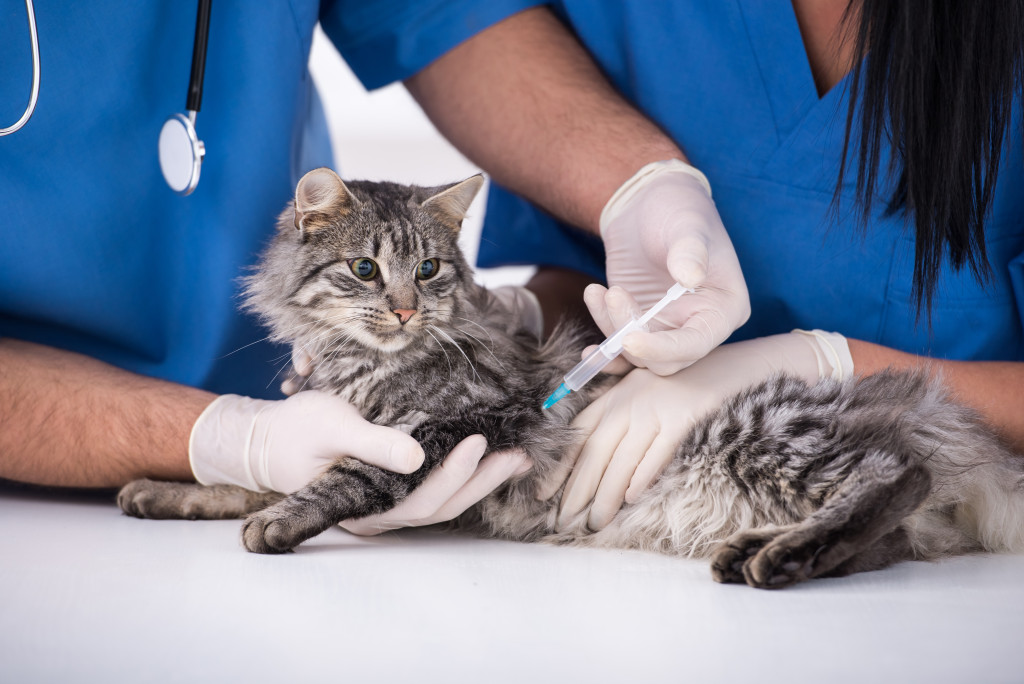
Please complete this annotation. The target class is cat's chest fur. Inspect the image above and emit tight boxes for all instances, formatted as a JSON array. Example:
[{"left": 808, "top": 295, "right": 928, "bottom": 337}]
[{"left": 305, "top": 339, "right": 507, "bottom": 431}]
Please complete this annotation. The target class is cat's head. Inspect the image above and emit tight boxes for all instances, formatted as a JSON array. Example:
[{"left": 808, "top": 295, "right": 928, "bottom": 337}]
[{"left": 249, "top": 167, "right": 484, "bottom": 354}]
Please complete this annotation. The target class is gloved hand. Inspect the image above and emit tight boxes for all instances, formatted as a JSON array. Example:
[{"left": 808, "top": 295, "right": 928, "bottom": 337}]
[
  {"left": 189, "top": 390, "right": 428, "bottom": 494},
  {"left": 588, "top": 159, "right": 751, "bottom": 375},
  {"left": 266, "top": 348, "right": 534, "bottom": 529},
  {"left": 340, "top": 435, "right": 531, "bottom": 535},
  {"left": 546, "top": 330, "right": 853, "bottom": 532},
  {"left": 489, "top": 284, "right": 544, "bottom": 340}
]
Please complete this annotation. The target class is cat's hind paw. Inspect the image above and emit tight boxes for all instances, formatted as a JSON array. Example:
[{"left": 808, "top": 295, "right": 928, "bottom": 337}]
[
  {"left": 718, "top": 525, "right": 834, "bottom": 589},
  {"left": 711, "top": 527, "right": 785, "bottom": 585},
  {"left": 740, "top": 534, "right": 823, "bottom": 589}
]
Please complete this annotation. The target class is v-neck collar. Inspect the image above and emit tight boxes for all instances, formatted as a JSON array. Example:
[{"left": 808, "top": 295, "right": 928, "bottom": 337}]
[{"left": 736, "top": 0, "right": 852, "bottom": 143}]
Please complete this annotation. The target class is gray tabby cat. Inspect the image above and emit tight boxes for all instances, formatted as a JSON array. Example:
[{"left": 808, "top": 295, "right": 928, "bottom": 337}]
[{"left": 119, "top": 168, "right": 1024, "bottom": 589}]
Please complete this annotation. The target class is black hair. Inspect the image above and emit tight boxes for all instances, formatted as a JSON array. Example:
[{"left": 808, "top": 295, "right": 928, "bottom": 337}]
[{"left": 838, "top": 1, "right": 1024, "bottom": 314}]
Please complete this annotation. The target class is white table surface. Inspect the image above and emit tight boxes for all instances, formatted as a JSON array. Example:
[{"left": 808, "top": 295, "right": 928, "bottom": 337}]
[{"left": 2, "top": 482, "right": 1022, "bottom": 684}]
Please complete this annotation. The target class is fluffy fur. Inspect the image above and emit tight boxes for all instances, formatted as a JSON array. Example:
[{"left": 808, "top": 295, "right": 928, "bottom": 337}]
[{"left": 119, "top": 169, "right": 1024, "bottom": 589}]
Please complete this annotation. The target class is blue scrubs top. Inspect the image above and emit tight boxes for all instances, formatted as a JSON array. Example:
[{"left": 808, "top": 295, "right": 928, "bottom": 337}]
[
  {"left": 0, "top": 0, "right": 532, "bottom": 398},
  {"left": 476, "top": 2, "right": 1024, "bottom": 362}
]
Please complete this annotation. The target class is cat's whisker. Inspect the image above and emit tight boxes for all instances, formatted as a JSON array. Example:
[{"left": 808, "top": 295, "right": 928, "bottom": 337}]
[
  {"left": 281, "top": 325, "right": 356, "bottom": 395},
  {"left": 423, "top": 327, "right": 454, "bottom": 382},
  {"left": 297, "top": 315, "right": 365, "bottom": 351},
  {"left": 265, "top": 356, "right": 298, "bottom": 391},
  {"left": 219, "top": 332, "right": 288, "bottom": 359},
  {"left": 309, "top": 328, "right": 360, "bottom": 380},
  {"left": 223, "top": 310, "right": 362, "bottom": 359},
  {"left": 268, "top": 350, "right": 295, "bottom": 364},
  {"left": 454, "top": 326, "right": 508, "bottom": 373},
  {"left": 454, "top": 316, "right": 496, "bottom": 345},
  {"left": 269, "top": 318, "right": 360, "bottom": 391},
  {"left": 430, "top": 325, "right": 481, "bottom": 383}
]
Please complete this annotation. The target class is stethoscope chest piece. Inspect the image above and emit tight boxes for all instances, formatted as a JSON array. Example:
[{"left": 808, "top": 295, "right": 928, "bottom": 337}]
[
  {"left": 159, "top": 112, "right": 205, "bottom": 195},
  {"left": 160, "top": 0, "right": 211, "bottom": 195}
]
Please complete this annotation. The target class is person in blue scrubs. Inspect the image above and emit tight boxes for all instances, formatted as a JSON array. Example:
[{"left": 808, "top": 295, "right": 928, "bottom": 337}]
[
  {"left": 396, "top": 2, "right": 1024, "bottom": 528},
  {"left": 0, "top": 1, "right": 695, "bottom": 516},
  {"left": 2, "top": 2, "right": 1021, "bottom": 532}
]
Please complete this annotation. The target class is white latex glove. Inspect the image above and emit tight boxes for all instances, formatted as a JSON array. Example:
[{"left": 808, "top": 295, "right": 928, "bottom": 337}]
[
  {"left": 590, "top": 159, "right": 751, "bottom": 375},
  {"left": 489, "top": 284, "right": 544, "bottom": 340},
  {"left": 546, "top": 330, "right": 853, "bottom": 531},
  {"left": 189, "top": 391, "right": 427, "bottom": 494},
  {"left": 340, "top": 435, "right": 531, "bottom": 535}
]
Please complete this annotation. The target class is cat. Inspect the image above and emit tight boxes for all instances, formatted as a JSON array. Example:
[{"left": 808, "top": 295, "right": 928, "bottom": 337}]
[{"left": 118, "top": 167, "right": 1024, "bottom": 589}]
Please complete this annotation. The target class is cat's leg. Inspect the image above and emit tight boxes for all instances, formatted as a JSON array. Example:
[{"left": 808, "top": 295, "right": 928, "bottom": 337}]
[
  {"left": 118, "top": 479, "right": 283, "bottom": 520},
  {"left": 239, "top": 414, "right": 529, "bottom": 554},
  {"left": 241, "top": 458, "right": 428, "bottom": 554},
  {"left": 713, "top": 455, "right": 932, "bottom": 589},
  {"left": 818, "top": 526, "right": 916, "bottom": 578}
]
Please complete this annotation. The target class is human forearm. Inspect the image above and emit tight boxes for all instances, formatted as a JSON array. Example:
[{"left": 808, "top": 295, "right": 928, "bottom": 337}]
[
  {"left": 848, "top": 339, "right": 1024, "bottom": 453},
  {"left": 0, "top": 338, "right": 213, "bottom": 487},
  {"left": 405, "top": 7, "right": 684, "bottom": 234}
]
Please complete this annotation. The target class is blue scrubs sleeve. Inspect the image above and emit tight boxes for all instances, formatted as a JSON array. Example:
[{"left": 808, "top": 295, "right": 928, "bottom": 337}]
[
  {"left": 478, "top": 186, "right": 606, "bottom": 281},
  {"left": 1011, "top": 252, "right": 1024, "bottom": 339},
  {"left": 319, "top": 0, "right": 544, "bottom": 89}
]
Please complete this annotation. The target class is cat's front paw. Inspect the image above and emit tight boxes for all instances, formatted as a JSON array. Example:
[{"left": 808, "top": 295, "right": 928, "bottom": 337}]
[
  {"left": 242, "top": 510, "right": 307, "bottom": 554},
  {"left": 118, "top": 479, "right": 201, "bottom": 519},
  {"left": 118, "top": 479, "right": 160, "bottom": 518}
]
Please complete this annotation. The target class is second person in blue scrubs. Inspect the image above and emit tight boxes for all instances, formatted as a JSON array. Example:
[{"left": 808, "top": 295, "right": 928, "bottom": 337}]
[{"left": 400, "top": 1, "right": 1024, "bottom": 530}]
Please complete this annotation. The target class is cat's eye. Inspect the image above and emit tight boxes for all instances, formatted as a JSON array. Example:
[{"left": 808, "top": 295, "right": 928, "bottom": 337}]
[
  {"left": 416, "top": 258, "right": 440, "bottom": 280},
  {"left": 349, "top": 258, "right": 378, "bottom": 281}
]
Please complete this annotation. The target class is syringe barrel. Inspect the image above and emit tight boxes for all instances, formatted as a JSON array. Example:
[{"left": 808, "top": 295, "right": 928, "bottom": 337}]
[
  {"left": 564, "top": 345, "right": 613, "bottom": 391},
  {"left": 563, "top": 318, "right": 642, "bottom": 391}
]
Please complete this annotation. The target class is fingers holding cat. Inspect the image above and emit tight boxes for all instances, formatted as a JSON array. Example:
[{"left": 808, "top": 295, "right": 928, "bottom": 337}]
[
  {"left": 341, "top": 436, "right": 531, "bottom": 535},
  {"left": 281, "top": 345, "right": 314, "bottom": 396},
  {"left": 551, "top": 367, "right": 711, "bottom": 532},
  {"left": 189, "top": 391, "right": 427, "bottom": 494},
  {"left": 549, "top": 332, "right": 855, "bottom": 531}
]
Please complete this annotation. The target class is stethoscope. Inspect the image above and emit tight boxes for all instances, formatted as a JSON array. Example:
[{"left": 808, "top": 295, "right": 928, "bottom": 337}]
[
  {"left": 0, "top": 0, "right": 39, "bottom": 138},
  {"left": 1, "top": 0, "right": 213, "bottom": 197}
]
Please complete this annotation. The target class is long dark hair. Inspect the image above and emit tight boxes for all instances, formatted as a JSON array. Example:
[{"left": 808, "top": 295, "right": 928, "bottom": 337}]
[{"left": 838, "top": 1, "right": 1024, "bottom": 313}]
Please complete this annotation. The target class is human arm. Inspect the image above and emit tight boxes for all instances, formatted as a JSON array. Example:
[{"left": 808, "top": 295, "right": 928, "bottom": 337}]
[
  {"left": 846, "top": 339, "right": 1024, "bottom": 454},
  {"left": 0, "top": 338, "right": 208, "bottom": 487},
  {"left": 552, "top": 332, "right": 1024, "bottom": 531},
  {"left": 404, "top": 7, "right": 682, "bottom": 234},
  {"left": 0, "top": 338, "right": 425, "bottom": 490},
  {"left": 405, "top": 8, "right": 750, "bottom": 362}
]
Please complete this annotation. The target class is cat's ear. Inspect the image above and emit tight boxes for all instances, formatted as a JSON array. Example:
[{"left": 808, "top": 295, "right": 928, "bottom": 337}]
[
  {"left": 420, "top": 174, "right": 484, "bottom": 232},
  {"left": 292, "top": 167, "right": 358, "bottom": 234}
]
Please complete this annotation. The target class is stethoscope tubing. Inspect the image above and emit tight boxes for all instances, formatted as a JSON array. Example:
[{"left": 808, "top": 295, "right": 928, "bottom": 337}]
[
  {"left": 187, "top": 0, "right": 212, "bottom": 113},
  {"left": 0, "top": 0, "right": 41, "bottom": 136}
]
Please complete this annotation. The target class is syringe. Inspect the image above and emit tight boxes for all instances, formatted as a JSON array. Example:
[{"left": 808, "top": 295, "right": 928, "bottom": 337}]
[{"left": 542, "top": 283, "right": 696, "bottom": 409}]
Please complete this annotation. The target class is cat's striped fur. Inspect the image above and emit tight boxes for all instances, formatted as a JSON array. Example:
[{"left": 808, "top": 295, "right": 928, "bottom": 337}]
[{"left": 119, "top": 169, "right": 1024, "bottom": 588}]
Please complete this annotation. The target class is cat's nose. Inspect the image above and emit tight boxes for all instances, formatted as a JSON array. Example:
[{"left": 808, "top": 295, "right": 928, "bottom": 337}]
[{"left": 392, "top": 308, "right": 416, "bottom": 324}]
